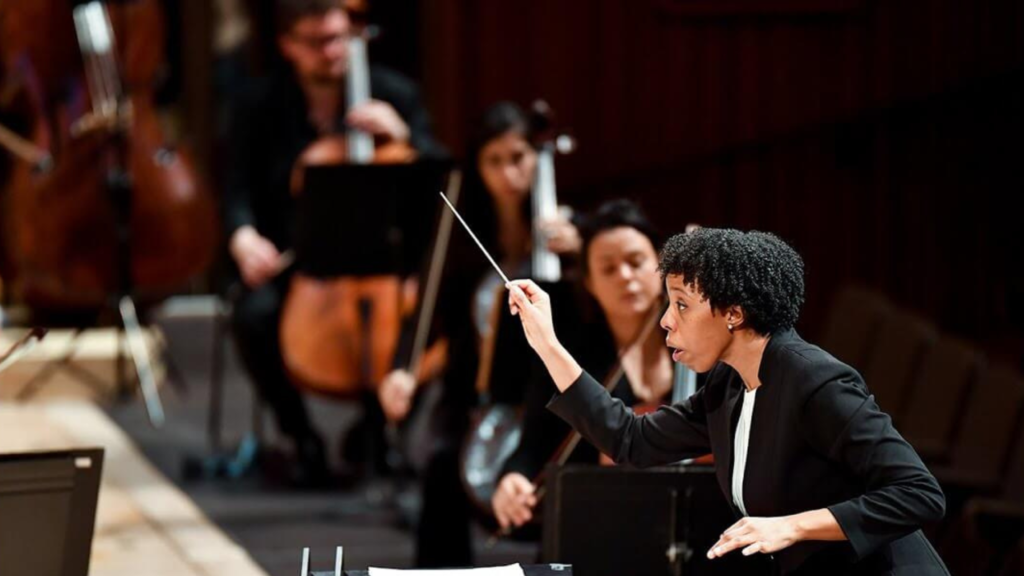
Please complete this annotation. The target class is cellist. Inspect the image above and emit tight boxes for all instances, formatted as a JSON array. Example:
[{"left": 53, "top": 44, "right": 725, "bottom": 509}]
[{"left": 222, "top": 0, "right": 443, "bottom": 487}]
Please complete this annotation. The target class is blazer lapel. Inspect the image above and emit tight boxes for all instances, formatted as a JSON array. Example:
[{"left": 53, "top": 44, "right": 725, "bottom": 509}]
[{"left": 713, "top": 369, "right": 745, "bottom": 513}]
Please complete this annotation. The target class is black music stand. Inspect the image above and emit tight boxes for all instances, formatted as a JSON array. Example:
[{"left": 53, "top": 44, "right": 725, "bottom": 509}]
[
  {"left": 0, "top": 448, "right": 104, "bottom": 576},
  {"left": 296, "top": 161, "right": 452, "bottom": 279},
  {"left": 542, "top": 464, "right": 769, "bottom": 576}
]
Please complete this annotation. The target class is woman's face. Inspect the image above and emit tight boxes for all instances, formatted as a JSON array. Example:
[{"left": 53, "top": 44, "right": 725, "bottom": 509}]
[
  {"left": 660, "top": 274, "right": 733, "bottom": 373},
  {"left": 477, "top": 130, "right": 537, "bottom": 204},
  {"left": 585, "top": 227, "right": 663, "bottom": 323}
]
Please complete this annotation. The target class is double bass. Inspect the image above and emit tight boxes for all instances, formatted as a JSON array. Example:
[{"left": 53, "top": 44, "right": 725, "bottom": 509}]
[{"left": 0, "top": 0, "right": 217, "bottom": 310}]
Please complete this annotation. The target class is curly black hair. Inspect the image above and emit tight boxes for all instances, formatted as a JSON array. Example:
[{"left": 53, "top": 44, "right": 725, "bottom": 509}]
[{"left": 658, "top": 228, "right": 805, "bottom": 335}]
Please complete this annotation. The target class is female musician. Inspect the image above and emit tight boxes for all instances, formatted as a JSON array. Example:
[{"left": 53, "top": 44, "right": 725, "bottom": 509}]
[
  {"left": 377, "top": 101, "right": 578, "bottom": 425},
  {"left": 491, "top": 199, "right": 669, "bottom": 532},
  {"left": 382, "top": 101, "right": 578, "bottom": 568},
  {"left": 506, "top": 228, "right": 949, "bottom": 575}
]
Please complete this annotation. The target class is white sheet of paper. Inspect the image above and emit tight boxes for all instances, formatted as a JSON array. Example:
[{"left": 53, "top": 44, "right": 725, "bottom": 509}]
[{"left": 368, "top": 564, "right": 526, "bottom": 576}]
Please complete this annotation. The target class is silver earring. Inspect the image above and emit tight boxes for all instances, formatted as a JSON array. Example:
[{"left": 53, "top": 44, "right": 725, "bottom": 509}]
[{"left": 728, "top": 324, "right": 734, "bottom": 333}]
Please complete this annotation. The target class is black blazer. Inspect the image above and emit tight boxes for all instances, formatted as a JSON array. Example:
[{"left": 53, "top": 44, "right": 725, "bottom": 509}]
[{"left": 548, "top": 329, "right": 949, "bottom": 575}]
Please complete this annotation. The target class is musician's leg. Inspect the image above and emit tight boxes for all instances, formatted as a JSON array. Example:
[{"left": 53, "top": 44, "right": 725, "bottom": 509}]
[
  {"left": 339, "top": 389, "right": 390, "bottom": 476},
  {"left": 231, "top": 279, "right": 329, "bottom": 484},
  {"left": 415, "top": 398, "right": 474, "bottom": 567},
  {"left": 416, "top": 445, "right": 474, "bottom": 567}
]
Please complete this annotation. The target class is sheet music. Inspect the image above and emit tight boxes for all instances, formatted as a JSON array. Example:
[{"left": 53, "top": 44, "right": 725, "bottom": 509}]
[{"left": 368, "top": 564, "right": 526, "bottom": 576}]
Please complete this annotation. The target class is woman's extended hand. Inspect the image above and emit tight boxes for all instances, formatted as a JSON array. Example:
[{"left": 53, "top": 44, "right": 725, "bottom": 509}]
[
  {"left": 507, "top": 279, "right": 558, "bottom": 355},
  {"left": 707, "top": 516, "right": 801, "bottom": 559},
  {"left": 507, "top": 279, "right": 583, "bottom": 391},
  {"left": 707, "top": 509, "right": 846, "bottom": 559}
]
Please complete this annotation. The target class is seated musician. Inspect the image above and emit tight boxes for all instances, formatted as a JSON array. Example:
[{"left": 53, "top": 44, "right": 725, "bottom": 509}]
[
  {"left": 222, "top": 0, "right": 443, "bottom": 486},
  {"left": 377, "top": 101, "right": 579, "bottom": 426},
  {"left": 506, "top": 228, "right": 949, "bottom": 575},
  {"left": 373, "top": 101, "right": 578, "bottom": 567},
  {"left": 491, "top": 199, "right": 673, "bottom": 533}
]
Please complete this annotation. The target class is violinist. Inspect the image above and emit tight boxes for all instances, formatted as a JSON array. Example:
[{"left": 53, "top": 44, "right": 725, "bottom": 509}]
[
  {"left": 491, "top": 199, "right": 672, "bottom": 532},
  {"left": 222, "top": 0, "right": 443, "bottom": 486}
]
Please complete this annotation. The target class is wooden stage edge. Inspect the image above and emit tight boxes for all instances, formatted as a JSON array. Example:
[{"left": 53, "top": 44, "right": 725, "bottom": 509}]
[{"left": 0, "top": 401, "right": 268, "bottom": 576}]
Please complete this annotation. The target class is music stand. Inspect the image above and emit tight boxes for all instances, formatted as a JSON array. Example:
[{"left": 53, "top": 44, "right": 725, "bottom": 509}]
[
  {"left": 542, "top": 464, "right": 769, "bottom": 576},
  {"left": 0, "top": 448, "right": 104, "bottom": 576},
  {"left": 296, "top": 161, "right": 452, "bottom": 279}
]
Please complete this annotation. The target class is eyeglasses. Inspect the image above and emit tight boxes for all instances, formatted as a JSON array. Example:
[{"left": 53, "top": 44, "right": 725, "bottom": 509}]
[{"left": 288, "top": 32, "right": 351, "bottom": 51}]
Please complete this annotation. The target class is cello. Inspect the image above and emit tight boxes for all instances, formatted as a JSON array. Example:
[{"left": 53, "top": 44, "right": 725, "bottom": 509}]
[{"left": 0, "top": 0, "right": 217, "bottom": 310}]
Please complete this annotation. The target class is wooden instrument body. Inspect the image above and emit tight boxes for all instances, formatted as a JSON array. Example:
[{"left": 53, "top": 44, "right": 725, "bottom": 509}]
[{"left": 0, "top": 0, "right": 216, "bottom": 309}]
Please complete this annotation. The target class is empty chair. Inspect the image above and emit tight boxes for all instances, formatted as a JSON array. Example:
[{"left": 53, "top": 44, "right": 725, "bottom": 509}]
[
  {"left": 939, "top": 366, "right": 1024, "bottom": 574},
  {"left": 860, "top": 310, "right": 938, "bottom": 420},
  {"left": 900, "top": 336, "right": 984, "bottom": 462},
  {"left": 995, "top": 537, "right": 1024, "bottom": 576},
  {"left": 933, "top": 363, "right": 1024, "bottom": 493},
  {"left": 819, "top": 285, "right": 893, "bottom": 373}
]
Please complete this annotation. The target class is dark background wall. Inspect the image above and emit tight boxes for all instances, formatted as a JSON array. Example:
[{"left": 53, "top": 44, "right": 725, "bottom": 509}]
[
  {"left": 408, "top": 0, "right": 1023, "bottom": 351},
  {"left": 166, "top": 0, "right": 1022, "bottom": 356}
]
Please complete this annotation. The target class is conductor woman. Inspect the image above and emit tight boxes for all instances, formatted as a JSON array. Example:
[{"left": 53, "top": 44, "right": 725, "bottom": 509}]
[{"left": 505, "top": 228, "right": 949, "bottom": 575}]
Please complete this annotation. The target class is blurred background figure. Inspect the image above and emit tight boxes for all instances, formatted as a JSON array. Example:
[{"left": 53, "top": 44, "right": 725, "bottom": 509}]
[{"left": 221, "top": 0, "right": 444, "bottom": 486}]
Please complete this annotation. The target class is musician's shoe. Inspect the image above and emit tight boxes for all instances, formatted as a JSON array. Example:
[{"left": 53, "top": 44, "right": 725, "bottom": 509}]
[{"left": 288, "top": 433, "right": 333, "bottom": 489}]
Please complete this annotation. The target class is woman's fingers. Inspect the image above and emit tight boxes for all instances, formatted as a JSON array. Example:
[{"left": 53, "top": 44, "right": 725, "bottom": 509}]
[
  {"left": 494, "top": 496, "right": 531, "bottom": 528},
  {"left": 513, "top": 506, "right": 533, "bottom": 526},
  {"left": 722, "top": 518, "right": 749, "bottom": 537},
  {"left": 508, "top": 285, "right": 532, "bottom": 317},
  {"left": 506, "top": 279, "right": 545, "bottom": 301},
  {"left": 741, "top": 542, "right": 763, "bottom": 557},
  {"left": 708, "top": 529, "right": 755, "bottom": 559}
]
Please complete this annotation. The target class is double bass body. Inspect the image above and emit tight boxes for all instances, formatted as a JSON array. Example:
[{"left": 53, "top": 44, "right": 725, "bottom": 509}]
[{"left": 0, "top": 0, "right": 216, "bottom": 310}]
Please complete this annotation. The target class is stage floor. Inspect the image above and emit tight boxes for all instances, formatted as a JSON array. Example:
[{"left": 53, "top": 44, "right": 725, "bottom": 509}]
[{"left": 0, "top": 300, "right": 536, "bottom": 574}]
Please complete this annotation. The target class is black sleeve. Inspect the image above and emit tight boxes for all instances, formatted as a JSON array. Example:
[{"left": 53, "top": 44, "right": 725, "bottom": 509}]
[
  {"left": 370, "top": 67, "right": 446, "bottom": 159},
  {"left": 399, "top": 81, "right": 444, "bottom": 159},
  {"left": 222, "top": 89, "right": 260, "bottom": 239},
  {"left": 547, "top": 370, "right": 712, "bottom": 468},
  {"left": 801, "top": 368, "right": 947, "bottom": 561}
]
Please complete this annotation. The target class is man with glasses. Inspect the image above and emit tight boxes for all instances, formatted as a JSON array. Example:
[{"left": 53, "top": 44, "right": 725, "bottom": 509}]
[{"left": 223, "top": 0, "right": 443, "bottom": 487}]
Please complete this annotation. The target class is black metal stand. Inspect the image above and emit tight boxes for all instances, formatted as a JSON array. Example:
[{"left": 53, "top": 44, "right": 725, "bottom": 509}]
[
  {"left": 106, "top": 136, "right": 164, "bottom": 424},
  {"left": 10, "top": 131, "right": 167, "bottom": 427},
  {"left": 181, "top": 286, "right": 264, "bottom": 482}
]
